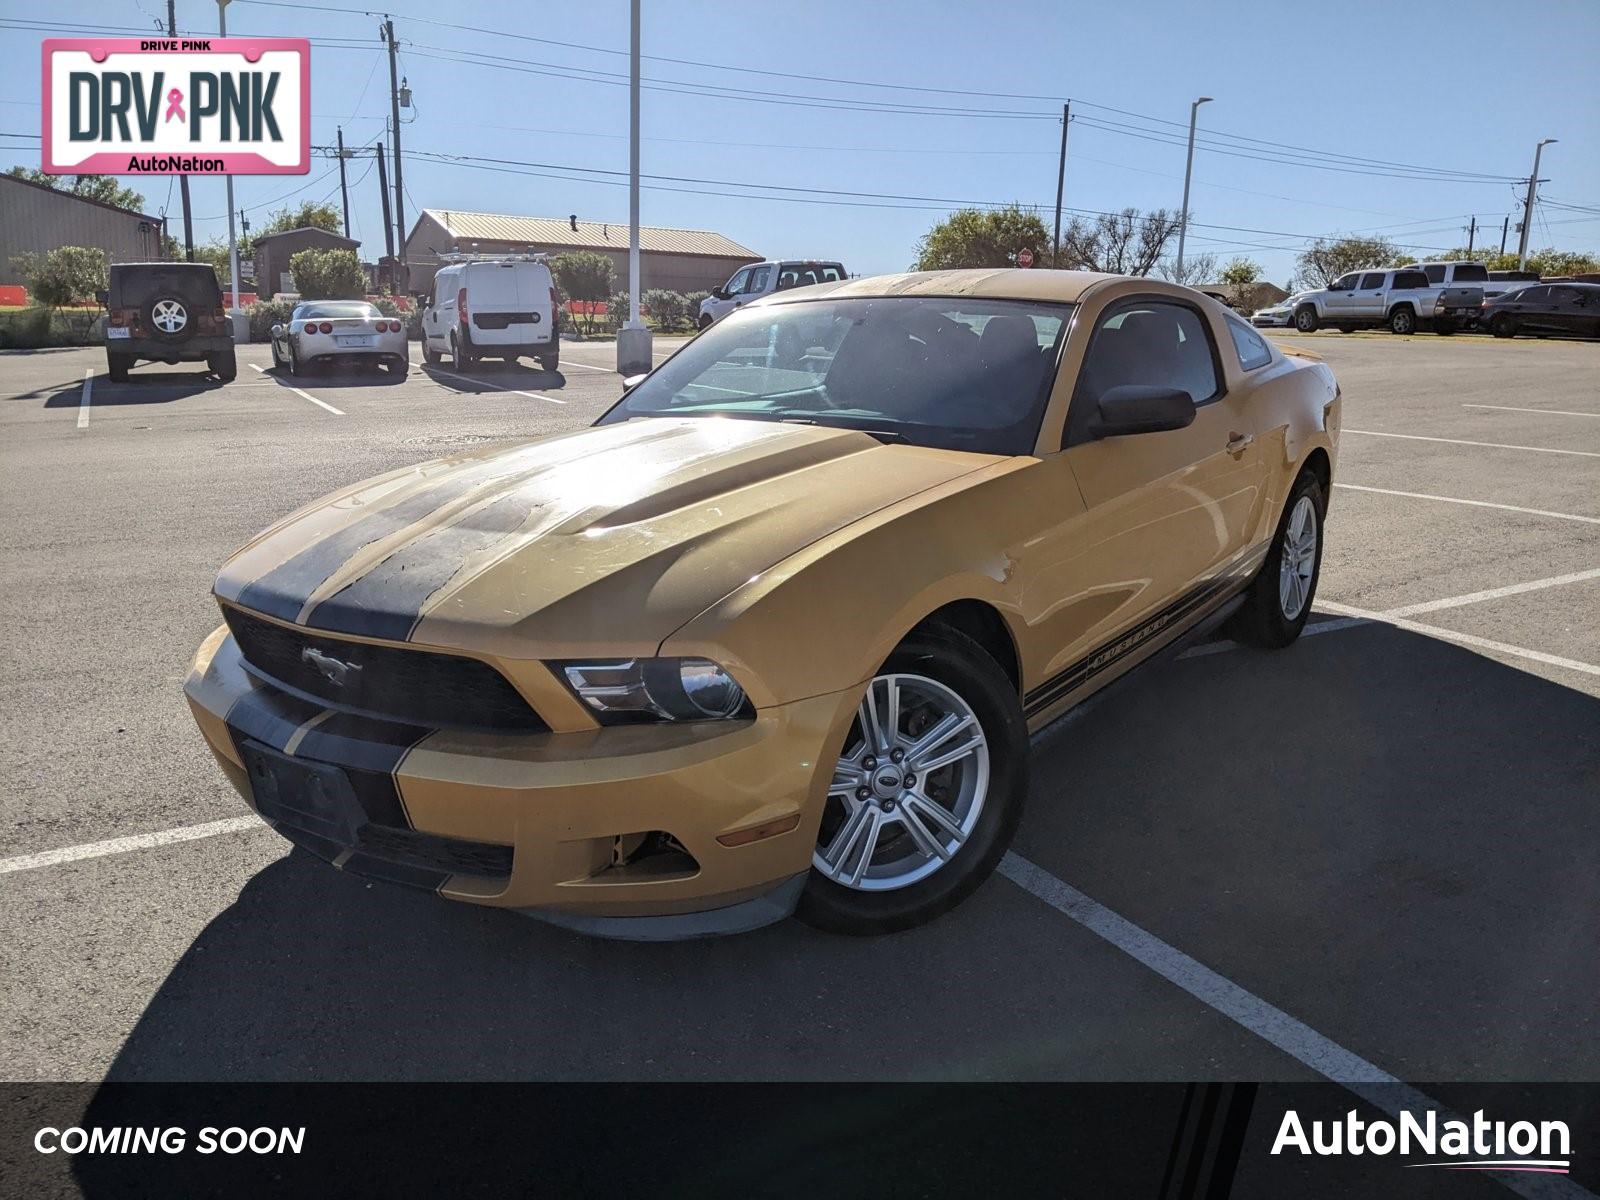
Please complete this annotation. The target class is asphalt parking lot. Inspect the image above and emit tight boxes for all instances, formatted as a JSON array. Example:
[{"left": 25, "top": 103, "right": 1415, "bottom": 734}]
[{"left": 0, "top": 331, "right": 1595, "bottom": 1086}]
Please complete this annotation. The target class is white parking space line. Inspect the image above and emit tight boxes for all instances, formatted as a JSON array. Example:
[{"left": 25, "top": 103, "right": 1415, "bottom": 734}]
[
  {"left": 1176, "top": 616, "right": 1371, "bottom": 660},
  {"left": 1384, "top": 567, "right": 1600, "bottom": 618},
  {"left": 249, "top": 363, "right": 345, "bottom": 415},
  {"left": 1001, "top": 853, "right": 1396, "bottom": 1080},
  {"left": 1000, "top": 854, "right": 1597, "bottom": 1200},
  {"left": 0, "top": 816, "right": 267, "bottom": 877},
  {"left": 559, "top": 359, "right": 612, "bottom": 373},
  {"left": 424, "top": 366, "right": 565, "bottom": 404},
  {"left": 1333, "top": 483, "right": 1600, "bottom": 527},
  {"left": 76, "top": 368, "right": 93, "bottom": 429},
  {"left": 1343, "top": 429, "right": 1600, "bottom": 459},
  {"left": 1318, "top": 600, "right": 1600, "bottom": 678},
  {"left": 1464, "top": 403, "right": 1600, "bottom": 420}
]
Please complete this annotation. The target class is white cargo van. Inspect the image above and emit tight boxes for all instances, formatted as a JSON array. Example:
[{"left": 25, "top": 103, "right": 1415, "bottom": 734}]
[{"left": 421, "top": 256, "right": 559, "bottom": 370}]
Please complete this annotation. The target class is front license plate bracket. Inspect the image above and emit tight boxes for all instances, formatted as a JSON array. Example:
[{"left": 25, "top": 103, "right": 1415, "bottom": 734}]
[{"left": 239, "top": 739, "right": 367, "bottom": 845}]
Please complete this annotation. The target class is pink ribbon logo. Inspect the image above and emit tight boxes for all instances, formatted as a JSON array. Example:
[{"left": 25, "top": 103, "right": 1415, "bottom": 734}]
[{"left": 164, "top": 88, "right": 185, "bottom": 123}]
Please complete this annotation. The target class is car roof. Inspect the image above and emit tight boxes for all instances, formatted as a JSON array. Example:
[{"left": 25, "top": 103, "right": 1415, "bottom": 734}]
[{"left": 760, "top": 268, "right": 1119, "bottom": 307}]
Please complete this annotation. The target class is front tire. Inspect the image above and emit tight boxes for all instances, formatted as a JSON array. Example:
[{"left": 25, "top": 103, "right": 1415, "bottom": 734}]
[
  {"left": 1231, "top": 471, "right": 1325, "bottom": 649},
  {"left": 1294, "top": 307, "right": 1319, "bottom": 333},
  {"left": 422, "top": 338, "right": 442, "bottom": 365},
  {"left": 451, "top": 332, "right": 474, "bottom": 369},
  {"left": 797, "top": 627, "right": 1027, "bottom": 935},
  {"left": 698, "top": 313, "right": 713, "bottom": 330},
  {"left": 1389, "top": 306, "right": 1417, "bottom": 335}
]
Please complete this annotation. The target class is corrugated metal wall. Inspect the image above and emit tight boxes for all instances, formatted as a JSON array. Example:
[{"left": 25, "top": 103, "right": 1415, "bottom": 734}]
[{"left": 0, "top": 176, "right": 164, "bottom": 288}]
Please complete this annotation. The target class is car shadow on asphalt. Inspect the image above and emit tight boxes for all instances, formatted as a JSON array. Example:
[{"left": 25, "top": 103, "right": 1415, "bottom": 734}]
[
  {"left": 38, "top": 369, "right": 226, "bottom": 405},
  {"left": 82, "top": 617, "right": 1600, "bottom": 1086},
  {"left": 418, "top": 361, "right": 568, "bottom": 393},
  {"left": 268, "top": 363, "right": 411, "bottom": 388}
]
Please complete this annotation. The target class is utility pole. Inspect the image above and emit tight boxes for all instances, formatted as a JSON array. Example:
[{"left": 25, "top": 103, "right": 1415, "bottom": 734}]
[
  {"left": 218, "top": 0, "right": 239, "bottom": 322},
  {"left": 383, "top": 19, "right": 406, "bottom": 277},
  {"left": 1465, "top": 216, "right": 1476, "bottom": 255},
  {"left": 1517, "top": 138, "right": 1556, "bottom": 271},
  {"left": 375, "top": 142, "right": 394, "bottom": 263},
  {"left": 617, "top": 0, "right": 651, "bottom": 375},
  {"left": 167, "top": 0, "right": 194, "bottom": 261},
  {"left": 336, "top": 127, "right": 351, "bottom": 238},
  {"left": 1499, "top": 216, "right": 1509, "bottom": 257},
  {"left": 1175, "top": 96, "right": 1212, "bottom": 282},
  {"left": 1052, "top": 102, "right": 1070, "bottom": 267}
]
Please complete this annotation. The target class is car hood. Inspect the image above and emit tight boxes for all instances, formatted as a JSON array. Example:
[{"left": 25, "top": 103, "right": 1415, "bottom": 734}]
[{"left": 215, "top": 417, "right": 996, "bottom": 657}]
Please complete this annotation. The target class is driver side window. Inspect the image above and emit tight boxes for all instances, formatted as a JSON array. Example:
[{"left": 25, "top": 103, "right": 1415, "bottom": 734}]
[
  {"left": 724, "top": 268, "right": 753, "bottom": 296},
  {"left": 1066, "top": 300, "right": 1220, "bottom": 447}
]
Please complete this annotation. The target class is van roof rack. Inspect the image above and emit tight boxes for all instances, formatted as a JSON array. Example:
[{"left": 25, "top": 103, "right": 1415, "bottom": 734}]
[{"left": 435, "top": 252, "right": 550, "bottom": 264}]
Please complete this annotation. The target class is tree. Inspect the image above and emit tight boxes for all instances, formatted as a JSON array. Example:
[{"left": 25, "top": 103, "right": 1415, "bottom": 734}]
[
  {"left": 1294, "top": 235, "right": 1403, "bottom": 288},
  {"left": 912, "top": 205, "right": 1050, "bottom": 271},
  {"left": 1059, "top": 208, "right": 1182, "bottom": 277},
  {"left": 13, "top": 245, "right": 108, "bottom": 308},
  {"left": 289, "top": 247, "right": 367, "bottom": 299},
  {"left": 1160, "top": 253, "right": 1217, "bottom": 287},
  {"left": 1218, "top": 257, "right": 1263, "bottom": 309},
  {"left": 550, "top": 251, "right": 616, "bottom": 336},
  {"left": 257, "top": 201, "right": 342, "bottom": 238},
  {"left": 195, "top": 239, "right": 234, "bottom": 285},
  {"left": 7, "top": 166, "right": 146, "bottom": 213}
]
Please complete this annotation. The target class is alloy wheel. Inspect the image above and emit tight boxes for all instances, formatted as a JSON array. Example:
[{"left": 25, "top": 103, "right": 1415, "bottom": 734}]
[
  {"left": 813, "top": 673, "right": 990, "bottom": 892},
  {"left": 151, "top": 298, "right": 188, "bottom": 335},
  {"left": 1278, "top": 495, "right": 1318, "bottom": 619}
]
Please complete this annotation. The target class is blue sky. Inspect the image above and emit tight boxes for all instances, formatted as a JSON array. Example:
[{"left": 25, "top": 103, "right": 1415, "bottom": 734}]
[{"left": 5, "top": 0, "right": 1598, "bottom": 286}]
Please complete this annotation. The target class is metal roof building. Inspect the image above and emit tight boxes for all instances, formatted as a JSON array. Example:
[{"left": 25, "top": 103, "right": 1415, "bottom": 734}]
[
  {"left": 403, "top": 209, "right": 761, "bottom": 296},
  {"left": 0, "top": 173, "right": 167, "bottom": 289}
]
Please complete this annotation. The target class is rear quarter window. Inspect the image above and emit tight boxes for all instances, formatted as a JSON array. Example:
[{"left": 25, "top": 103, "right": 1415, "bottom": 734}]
[{"left": 1227, "top": 317, "right": 1273, "bottom": 371}]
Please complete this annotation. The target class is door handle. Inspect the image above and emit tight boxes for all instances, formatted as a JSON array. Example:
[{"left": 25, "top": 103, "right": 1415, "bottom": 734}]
[{"left": 1225, "top": 432, "right": 1254, "bottom": 454}]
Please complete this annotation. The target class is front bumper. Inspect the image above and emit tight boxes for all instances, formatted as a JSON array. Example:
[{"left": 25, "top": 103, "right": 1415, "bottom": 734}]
[{"left": 184, "top": 626, "right": 853, "bottom": 933}]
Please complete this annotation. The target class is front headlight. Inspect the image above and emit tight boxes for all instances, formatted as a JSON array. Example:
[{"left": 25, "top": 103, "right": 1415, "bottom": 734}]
[{"left": 558, "top": 658, "right": 751, "bottom": 724}]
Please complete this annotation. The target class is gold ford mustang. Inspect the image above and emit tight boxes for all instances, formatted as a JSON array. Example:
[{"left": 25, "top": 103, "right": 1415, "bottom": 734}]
[{"left": 186, "top": 270, "right": 1339, "bottom": 939}]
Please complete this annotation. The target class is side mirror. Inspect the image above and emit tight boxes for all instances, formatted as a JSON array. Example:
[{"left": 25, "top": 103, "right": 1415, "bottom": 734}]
[
  {"left": 1089, "top": 385, "right": 1196, "bottom": 439},
  {"left": 712, "top": 288, "right": 728, "bottom": 300},
  {"left": 621, "top": 373, "right": 648, "bottom": 393},
  {"left": 270, "top": 323, "right": 285, "bottom": 338},
  {"left": 95, "top": 289, "right": 109, "bottom": 306}
]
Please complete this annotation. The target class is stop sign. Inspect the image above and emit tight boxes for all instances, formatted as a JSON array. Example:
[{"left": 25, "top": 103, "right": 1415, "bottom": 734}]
[{"left": 1016, "top": 248, "right": 1035, "bottom": 268}]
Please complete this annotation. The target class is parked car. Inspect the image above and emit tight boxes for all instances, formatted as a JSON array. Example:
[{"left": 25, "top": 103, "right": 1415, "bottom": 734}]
[
  {"left": 1290, "top": 268, "right": 1481, "bottom": 335},
  {"left": 1251, "top": 293, "right": 1308, "bottom": 328},
  {"left": 100, "top": 262, "right": 236, "bottom": 383},
  {"left": 697, "top": 260, "right": 847, "bottom": 328},
  {"left": 186, "top": 271, "right": 1338, "bottom": 939},
  {"left": 270, "top": 300, "right": 408, "bottom": 376},
  {"left": 1401, "top": 260, "right": 1523, "bottom": 302},
  {"left": 1482, "top": 282, "right": 1600, "bottom": 339},
  {"left": 421, "top": 256, "right": 558, "bottom": 370}
]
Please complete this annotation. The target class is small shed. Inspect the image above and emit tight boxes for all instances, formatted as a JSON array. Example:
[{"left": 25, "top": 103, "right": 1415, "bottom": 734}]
[{"left": 252, "top": 227, "right": 361, "bottom": 299}]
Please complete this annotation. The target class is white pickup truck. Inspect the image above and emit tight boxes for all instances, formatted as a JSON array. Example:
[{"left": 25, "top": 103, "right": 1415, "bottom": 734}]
[
  {"left": 1402, "top": 261, "right": 1524, "bottom": 303},
  {"left": 1289, "top": 267, "right": 1482, "bottom": 335}
]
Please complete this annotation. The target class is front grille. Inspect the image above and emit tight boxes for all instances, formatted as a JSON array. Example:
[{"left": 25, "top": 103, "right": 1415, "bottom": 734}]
[
  {"left": 358, "top": 823, "right": 514, "bottom": 879},
  {"left": 224, "top": 605, "right": 548, "bottom": 734}
]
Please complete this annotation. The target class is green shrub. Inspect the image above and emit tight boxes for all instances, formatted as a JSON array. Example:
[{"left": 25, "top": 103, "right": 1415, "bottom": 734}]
[
  {"left": 244, "top": 297, "right": 297, "bottom": 343},
  {"left": 13, "top": 246, "right": 108, "bottom": 308},
  {"left": 0, "top": 306, "right": 54, "bottom": 349},
  {"left": 289, "top": 247, "right": 366, "bottom": 299},
  {"left": 604, "top": 291, "right": 632, "bottom": 336},
  {"left": 642, "top": 289, "right": 689, "bottom": 332},
  {"left": 683, "top": 291, "right": 710, "bottom": 325}
]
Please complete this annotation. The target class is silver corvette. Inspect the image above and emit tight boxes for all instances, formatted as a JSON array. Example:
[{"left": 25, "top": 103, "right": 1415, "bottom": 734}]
[{"left": 270, "top": 300, "right": 409, "bottom": 376}]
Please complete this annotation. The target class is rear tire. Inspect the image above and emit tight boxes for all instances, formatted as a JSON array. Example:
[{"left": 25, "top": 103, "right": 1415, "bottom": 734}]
[
  {"left": 539, "top": 348, "right": 559, "bottom": 371},
  {"left": 1230, "top": 471, "right": 1325, "bottom": 650},
  {"left": 1389, "top": 306, "right": 1416, "bottom": 335},
  {"left": 796, "top": 626, "right": 1027, "bottom": 936},
  {"left": 106, "top": 352, "right": 131, "bottom": 383},
  {"left": 208, "top": 345, "right": 237, "bottom": 382},
  {"left": 1491, "top": 314, "right": 1517, "bottom": 339},
  {"left": 1293, "top": 306, "right": 1319, "bottom": 333}
]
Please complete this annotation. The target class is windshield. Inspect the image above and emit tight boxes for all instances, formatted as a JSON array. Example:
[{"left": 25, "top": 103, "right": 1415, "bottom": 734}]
[
  {"left": 294, "top": 302, "right": 380, "bottom": 320},
  {"left": 598, "top": 296, "right": 1072, "bottom": 454}
]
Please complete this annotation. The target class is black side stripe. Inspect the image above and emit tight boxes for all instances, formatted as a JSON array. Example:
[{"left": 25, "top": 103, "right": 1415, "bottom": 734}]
[{"left": 1023, "top": 574, "right": 1241, "bottom": 718}]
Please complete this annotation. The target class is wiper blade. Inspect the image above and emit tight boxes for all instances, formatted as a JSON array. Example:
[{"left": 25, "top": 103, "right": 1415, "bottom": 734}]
[{"left": 774, "top": 416, "right": 907, "bottom": 444}]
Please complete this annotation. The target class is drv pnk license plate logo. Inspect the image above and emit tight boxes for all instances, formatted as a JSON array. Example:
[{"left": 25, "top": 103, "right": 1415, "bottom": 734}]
[{"left": 42, "top": 38, "right": 309, "bottom": 176}]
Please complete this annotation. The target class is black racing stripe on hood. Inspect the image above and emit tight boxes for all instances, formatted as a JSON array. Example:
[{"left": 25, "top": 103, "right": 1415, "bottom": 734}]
[
  {"left": 302, "top": 490, "right": 544, "bottom": 642},
  {"left": 229, "top": 478, "right": 491, "bottom": 624}
]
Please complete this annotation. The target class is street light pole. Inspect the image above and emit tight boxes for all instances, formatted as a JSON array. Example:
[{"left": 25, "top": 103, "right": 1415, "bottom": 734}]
[
  {"left": 1516, "top": 138, "right": 1556, "bottom": 271},
  {"left": 1174, "top": 95, "right": 1212, "bottom": 282},
  {"left": 218, "top": 0, "right": 240, "bottom": 326},
  {"left": 617, "top": 0, "right": 652, "bottom": 375}
]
